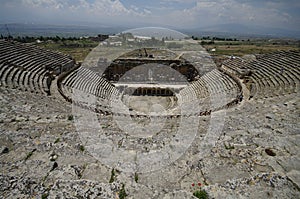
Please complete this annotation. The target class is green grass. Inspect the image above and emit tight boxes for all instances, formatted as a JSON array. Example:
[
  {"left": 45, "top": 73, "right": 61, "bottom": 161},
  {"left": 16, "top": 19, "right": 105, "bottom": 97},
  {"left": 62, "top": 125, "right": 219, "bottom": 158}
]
[
  {"left": 37, "top": 39, "right": 98, "bottom": 62},
  {"left": 37, "top": 38, "right": 299, "bottom": 63},
  {"left": 202, "top": 40, "right": 299, "bottom": 57},
  {"left": 119, "top": 184, "right": 128, "bottom": 199},
  {"left": 41, "top": 192, "right": 49, "bottom": 199},
  {"left": 193, "top": 189, "right": 208, "bottom": 199},
  {"left": 101, "top": 124, "right": 109, "bottom": 129},
  {"left": 79, "top": 145, "right": 85, "bottom": 152},
  {"left": 134, "top": 172, "right": 139, "bottom": 183},
  {"left": 25, "top": 149, "right": 36, "bottom": 161},
  {"left": 109, "top": 168, "right": 115, "bottom": 183},
  {"left": 68, "top": 115, "right": 74, "bottom": 121},
  {"left": 224, "top": 143, "right": 235, "bottom": 150},
  {"left": 25, "top": 152, "right": 33, "bottom": 160}
]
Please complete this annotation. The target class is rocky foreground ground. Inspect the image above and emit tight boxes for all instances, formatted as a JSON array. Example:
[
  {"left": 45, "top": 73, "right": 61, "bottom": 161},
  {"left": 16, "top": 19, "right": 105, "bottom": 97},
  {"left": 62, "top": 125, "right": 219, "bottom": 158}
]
[{"left": 0, "top": 87, "right": 299, "bottom": 198}]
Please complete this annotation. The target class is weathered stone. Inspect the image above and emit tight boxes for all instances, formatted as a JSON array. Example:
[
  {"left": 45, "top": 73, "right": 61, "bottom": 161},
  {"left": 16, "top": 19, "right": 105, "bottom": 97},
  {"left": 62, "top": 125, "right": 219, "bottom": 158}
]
[
  {"left": 1, "top": 146, "right": 9, "bottom": 154},
  {"left": 0, "top": 43, "right": 299, "bottom": 198}
]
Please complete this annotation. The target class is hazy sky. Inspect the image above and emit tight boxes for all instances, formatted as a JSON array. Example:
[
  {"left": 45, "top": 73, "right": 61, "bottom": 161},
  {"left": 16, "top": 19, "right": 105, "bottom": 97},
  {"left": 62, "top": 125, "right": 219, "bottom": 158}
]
[{"left": 1, "top": 0, "right": 300, "bottom": 30}]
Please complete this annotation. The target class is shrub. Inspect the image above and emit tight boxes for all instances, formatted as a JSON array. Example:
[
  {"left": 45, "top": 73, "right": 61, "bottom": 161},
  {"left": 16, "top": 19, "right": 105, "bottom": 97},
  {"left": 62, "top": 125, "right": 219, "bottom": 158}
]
[
  {"left": 25, "top": 149, "right": 36, "bottom": 160},
  {"left": 134, "top": 172, "right": 138, "bottom": 183},
  {"left": 68, "top": 115, "right": 74, "bottom": 121},
  {"left": 119, "top": 184, "right": 128, "bottom": 199},
  {"left": 25, "top": 152, "right": 33, "bottom": 160},
  {"left": 54, "top": 138, "right": 60, "bottom": 143},
  {"left": 79, "top": 145, "right": 85, "bottom": 152},
  {"left": 193, "top": 189, "right": 208, "bottom": 199},
  {"left": 224, "top": 143, "right": 235, "bottom": 150},
  {"left": 41, "top": 192, "right": 49, "bottom": 199},
  {"left": 109, "top": 168, "right": 115, "bottom": 183},
  {"left": 191, "top": 182, "right": 208, "bottom": 199}
]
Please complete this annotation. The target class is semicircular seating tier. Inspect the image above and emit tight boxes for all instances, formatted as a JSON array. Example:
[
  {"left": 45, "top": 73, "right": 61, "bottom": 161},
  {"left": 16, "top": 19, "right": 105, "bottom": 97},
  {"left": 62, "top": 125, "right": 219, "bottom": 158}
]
[
  {"left": 177, "top": 69, "right": 241, "bottom": 113},
  {"left": 0, "top": 40, "right": 75, "bottom": 95},
  {"left": 60, "top": 67, "right": 120, "bottom": 114},
  {"left": 61, "top": 66, "right": 241, "bottom": 116},
  {"left": 221, "top": 50, "right": 300, "bottom": 99}
]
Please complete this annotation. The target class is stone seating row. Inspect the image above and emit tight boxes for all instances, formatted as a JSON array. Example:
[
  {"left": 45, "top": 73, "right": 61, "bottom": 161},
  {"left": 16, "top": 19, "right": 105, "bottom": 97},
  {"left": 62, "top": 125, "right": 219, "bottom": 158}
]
[
  {"left": 0, "top": 40, "right": 75, "bottom": 95},
  {"left": 60, "top": 67, "right": 241, "bottom": 117},
  {"left": 0, "top": 60, "right": 51, "bottom": 94},
  {"left": 61, "top": 67, "right": 120, "bottom": 105},
  {"left": 221, "top": 50, "right": 300, "bottom": 99},
  {"left": 0, "top": 42, "right": 73, "bottom": 72},
  {"left": 178, "top": 69, "right": 240, "bottom": 111},
  {"left": 0, "top": 40, "right": 72, "bottom": 63}
]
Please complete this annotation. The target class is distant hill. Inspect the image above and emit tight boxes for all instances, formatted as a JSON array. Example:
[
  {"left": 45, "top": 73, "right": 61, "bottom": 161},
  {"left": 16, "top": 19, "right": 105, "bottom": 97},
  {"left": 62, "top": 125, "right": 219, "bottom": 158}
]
[
  {"left": 181, "top": 23, "right": 300, "bottom": 39},
  {"left": 1, "top": 23, "right": 299, "bottom": 39},
  {"left": 0, "top": 23, "right": 126, "bottom": 37}
]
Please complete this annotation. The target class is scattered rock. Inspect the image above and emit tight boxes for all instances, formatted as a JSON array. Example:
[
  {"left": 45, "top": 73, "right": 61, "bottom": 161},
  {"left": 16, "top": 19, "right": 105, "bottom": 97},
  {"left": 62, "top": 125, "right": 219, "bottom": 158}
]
[
  {"left": 1, "top": 146, "right": 9, "bottom": 154},
  {"left": 49, "top": 180, "right": 121, "bottom": 198},
  {"left": 265, "top": 148, "right": 276, "bottom": 156},
  {"left": 49, "top": 154, "right": 58, "bottom": 161},
  {"left": 50, "top": 162, "right": 58, "bottom": 172},
  {"left": 266, "top": 115, "right": 272, "bottom": 119}
]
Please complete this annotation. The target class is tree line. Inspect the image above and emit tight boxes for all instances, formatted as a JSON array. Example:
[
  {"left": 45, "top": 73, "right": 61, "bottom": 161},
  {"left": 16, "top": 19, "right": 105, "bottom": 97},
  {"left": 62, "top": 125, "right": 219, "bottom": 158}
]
[
  {"left": 192, "top": 35, "right": 239, "bottom": 41},
  {"left": 0, "top": 34, "right": 82, "bottom": 43}
]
